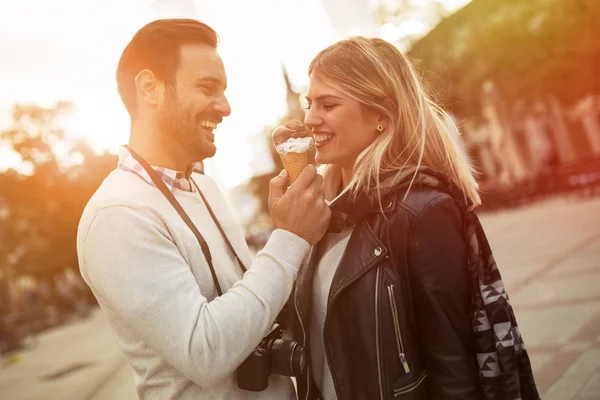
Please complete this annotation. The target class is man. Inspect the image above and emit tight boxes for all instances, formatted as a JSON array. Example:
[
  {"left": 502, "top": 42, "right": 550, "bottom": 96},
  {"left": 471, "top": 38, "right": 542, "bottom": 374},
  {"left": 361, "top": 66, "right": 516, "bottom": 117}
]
[{"left": 76, "top": 19, "right": 330, "bottom": 399}]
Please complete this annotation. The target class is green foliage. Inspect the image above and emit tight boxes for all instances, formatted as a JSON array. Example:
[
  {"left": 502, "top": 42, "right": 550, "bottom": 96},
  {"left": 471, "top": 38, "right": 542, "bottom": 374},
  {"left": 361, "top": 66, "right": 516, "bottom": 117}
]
[
  {"left": 408, "top": 0, "right": 600, "bottom": 117},
  {"left": 0, "top": 102, "right": 117, "bottom": 277}
]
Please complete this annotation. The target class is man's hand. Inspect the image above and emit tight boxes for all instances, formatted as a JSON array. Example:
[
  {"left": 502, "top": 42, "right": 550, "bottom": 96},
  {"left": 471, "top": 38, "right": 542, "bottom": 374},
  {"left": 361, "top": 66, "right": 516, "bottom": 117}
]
[{"left": 268, "top": 166, "right": 331, "bottom": 245}]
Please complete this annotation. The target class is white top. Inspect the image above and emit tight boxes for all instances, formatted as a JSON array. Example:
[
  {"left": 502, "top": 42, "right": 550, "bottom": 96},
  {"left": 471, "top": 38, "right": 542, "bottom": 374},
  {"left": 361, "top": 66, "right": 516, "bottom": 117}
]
[
  {"left": 309, "top": 224, "right": 355, "bottom": 400},
  {"left": 77, "top": 169, "right": 310, "bottom": 400}
]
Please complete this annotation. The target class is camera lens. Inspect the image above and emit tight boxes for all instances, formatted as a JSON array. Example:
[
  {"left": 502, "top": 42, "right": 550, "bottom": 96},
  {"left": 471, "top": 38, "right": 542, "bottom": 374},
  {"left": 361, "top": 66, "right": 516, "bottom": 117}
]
[{"left": 268, "top": 339, "right": 306, "bottom": 377}]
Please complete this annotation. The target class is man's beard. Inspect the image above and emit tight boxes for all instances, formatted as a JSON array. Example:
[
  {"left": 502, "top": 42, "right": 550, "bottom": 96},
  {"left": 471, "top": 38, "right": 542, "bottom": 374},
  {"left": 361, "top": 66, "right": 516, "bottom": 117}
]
[{"left": 157, "top": 89, "right": 211, "bottom": 165}]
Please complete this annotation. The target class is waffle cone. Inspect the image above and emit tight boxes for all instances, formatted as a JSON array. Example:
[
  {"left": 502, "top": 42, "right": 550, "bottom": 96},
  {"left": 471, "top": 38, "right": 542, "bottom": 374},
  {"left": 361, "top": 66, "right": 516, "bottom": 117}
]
[{"left": 280, "top": 151, "right": 311, "bottom": 184}]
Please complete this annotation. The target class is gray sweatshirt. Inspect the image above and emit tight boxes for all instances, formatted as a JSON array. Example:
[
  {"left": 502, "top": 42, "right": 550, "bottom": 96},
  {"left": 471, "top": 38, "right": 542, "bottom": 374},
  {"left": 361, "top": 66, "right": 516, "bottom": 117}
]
[{"left": 77, "top": 170, "right": 309, "bottom": 399}]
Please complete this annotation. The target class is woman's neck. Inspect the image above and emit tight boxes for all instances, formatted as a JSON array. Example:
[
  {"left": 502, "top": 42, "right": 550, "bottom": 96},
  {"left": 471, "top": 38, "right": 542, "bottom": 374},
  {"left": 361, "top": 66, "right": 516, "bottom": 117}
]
[
  {"left": 322, "top": 165, "right": 353, "bottom": 201},
  {"left": 341, "top": 167, "right": 353, "bottom": 189}
]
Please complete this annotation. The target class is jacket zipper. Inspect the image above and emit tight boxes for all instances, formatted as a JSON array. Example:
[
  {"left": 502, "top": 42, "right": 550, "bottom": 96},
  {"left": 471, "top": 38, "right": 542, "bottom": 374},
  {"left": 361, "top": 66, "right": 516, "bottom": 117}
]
[
  {"left": 294, "top": 292, "right": 310, "bottom": 400},
  {"left": 375, "top": 268, "right": 385, "bottom": 400},
  {"left": 387, "top": 284, "right": 410, "bottom": 374},
  {"left": 393, "top": 372, "right": 427, "bottom": 397}
]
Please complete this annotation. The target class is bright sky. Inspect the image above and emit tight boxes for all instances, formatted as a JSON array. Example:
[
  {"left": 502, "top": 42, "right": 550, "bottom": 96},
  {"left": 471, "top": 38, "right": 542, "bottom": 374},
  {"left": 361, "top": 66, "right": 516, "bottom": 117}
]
[{"left": 0, "top": 0, "right": 470, "bottom": 189}]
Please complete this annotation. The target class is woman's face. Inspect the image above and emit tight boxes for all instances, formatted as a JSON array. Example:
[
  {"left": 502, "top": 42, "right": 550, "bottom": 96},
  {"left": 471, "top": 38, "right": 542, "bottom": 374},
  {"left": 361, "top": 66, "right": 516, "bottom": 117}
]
[{"left": 304, "top": 74, "right": 381, "bottom": 170}]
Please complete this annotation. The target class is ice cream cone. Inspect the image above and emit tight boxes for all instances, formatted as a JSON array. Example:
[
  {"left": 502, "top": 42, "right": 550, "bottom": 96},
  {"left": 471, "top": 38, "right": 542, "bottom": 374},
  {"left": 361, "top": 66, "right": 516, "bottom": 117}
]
[
  {"left": 272, "top": 120, "right": 314, "bottom": 183},
  {"left": 280, "top": 151, "right": 311, "bottom": 184}
]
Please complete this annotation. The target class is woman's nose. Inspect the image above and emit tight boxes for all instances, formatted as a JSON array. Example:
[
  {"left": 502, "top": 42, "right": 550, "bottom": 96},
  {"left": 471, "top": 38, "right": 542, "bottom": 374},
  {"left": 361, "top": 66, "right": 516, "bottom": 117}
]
[{"left": 304, "top": 107, "right": 321, "bottom": 129}]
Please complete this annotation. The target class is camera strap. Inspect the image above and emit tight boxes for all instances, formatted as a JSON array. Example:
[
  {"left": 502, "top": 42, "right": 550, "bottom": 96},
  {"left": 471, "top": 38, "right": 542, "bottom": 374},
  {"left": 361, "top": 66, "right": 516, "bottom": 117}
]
[{"left": 126, "top": 146, "right": 247, "bottom": 297}]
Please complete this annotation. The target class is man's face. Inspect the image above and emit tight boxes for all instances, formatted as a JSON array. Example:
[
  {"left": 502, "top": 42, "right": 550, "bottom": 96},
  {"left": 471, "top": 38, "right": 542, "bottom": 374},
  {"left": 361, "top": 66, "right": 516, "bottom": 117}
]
[{"left": 157, "top": 43, "right": 230, "bottom": 162}]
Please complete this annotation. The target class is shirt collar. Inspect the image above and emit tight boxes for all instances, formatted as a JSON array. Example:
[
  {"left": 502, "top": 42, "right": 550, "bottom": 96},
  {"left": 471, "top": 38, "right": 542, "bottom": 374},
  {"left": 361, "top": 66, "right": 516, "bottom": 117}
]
[{"left": 117, "top": 146, "right": 204, "bottom": 193}]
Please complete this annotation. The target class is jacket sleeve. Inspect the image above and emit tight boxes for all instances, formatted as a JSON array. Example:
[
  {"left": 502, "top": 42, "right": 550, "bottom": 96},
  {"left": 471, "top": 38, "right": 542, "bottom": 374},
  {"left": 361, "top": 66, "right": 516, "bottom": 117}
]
[
  {"left": 77, "top": 204, "right": 310, "bottom": 387},
  {"left": 407, "top": 195, "right": 482, "bottom": 399}
]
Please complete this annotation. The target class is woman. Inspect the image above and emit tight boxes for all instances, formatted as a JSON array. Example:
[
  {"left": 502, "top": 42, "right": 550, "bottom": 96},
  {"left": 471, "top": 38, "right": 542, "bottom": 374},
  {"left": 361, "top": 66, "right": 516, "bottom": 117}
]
[{"left": 290, "top": 37, "right": 539, "bottom": 400}]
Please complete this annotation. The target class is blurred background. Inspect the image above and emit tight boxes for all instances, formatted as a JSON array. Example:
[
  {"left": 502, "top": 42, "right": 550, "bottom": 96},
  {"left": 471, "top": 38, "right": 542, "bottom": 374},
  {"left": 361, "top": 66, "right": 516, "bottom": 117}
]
[{"left": 1, "top": 0, "right": 599, "bottom": 399}]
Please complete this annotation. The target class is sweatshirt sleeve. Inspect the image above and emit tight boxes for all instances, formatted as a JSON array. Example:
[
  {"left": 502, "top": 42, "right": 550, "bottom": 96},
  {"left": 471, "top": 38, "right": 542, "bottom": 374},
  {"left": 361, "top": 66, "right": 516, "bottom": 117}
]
[{"left": 77, "top": 204, "right": 310, "bottom": 387}]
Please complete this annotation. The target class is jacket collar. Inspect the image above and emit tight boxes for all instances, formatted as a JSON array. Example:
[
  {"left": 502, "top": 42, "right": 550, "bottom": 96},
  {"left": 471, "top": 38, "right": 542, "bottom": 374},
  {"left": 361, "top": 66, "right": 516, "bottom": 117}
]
[
  {"left": 323, "top": 164, "right": 475, "bottom": 233},
  {"left": 327, "top": 219, "right": 387, "bottom": 310},
  {"left": 324, "top": 165, "right": 415, "bottom": 233}
]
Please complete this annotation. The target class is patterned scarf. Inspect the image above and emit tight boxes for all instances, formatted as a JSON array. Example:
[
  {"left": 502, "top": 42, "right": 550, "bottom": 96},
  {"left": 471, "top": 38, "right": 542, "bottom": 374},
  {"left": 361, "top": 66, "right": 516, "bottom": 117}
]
[{"left": 327, "top": 166, "right": 541, "bottom": 400}]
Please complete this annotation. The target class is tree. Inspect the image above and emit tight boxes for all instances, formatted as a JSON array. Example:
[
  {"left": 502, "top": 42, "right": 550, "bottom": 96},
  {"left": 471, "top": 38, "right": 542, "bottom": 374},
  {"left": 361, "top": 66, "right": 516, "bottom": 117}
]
[
  {"left": 375, "top": 0, "right": 452, "bottom": 49},
  {"left": 0, "top": 102, "right": 117, "bottom": 277},
  {"left": 407, "top": 0, "right": 600, "bottom": 117}
]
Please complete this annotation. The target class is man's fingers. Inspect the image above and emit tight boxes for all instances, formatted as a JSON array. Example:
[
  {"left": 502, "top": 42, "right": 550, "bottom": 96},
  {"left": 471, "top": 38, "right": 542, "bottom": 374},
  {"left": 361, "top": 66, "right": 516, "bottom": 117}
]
[
  {"left": 269, "top": 170, "right": 288, "bottom": 202},
  {"left": 288, "top": 165, "right": 317, "bottom": 192},
  {"left": 316, "top": 189, "right": 326, "bottom": 206},
  {"left": 304, "top": 172, "right": 324, "bottom": 195}
]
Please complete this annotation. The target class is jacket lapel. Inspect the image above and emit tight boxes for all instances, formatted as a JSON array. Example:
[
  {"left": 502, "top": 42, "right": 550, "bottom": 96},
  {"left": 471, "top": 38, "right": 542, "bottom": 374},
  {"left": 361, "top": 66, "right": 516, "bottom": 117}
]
[
  {"left": 326, "top": 219, "right": 387, "bottom": 312},
  {"left": 294, "top": 244, "right": 321, "bottom": 336}
]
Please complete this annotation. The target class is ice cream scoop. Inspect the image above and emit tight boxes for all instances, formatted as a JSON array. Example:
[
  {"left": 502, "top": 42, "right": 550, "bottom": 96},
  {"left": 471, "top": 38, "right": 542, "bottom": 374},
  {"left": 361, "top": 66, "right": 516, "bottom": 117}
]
[{"left": 275, "top": 137, "right": 313, "bottom": 155}]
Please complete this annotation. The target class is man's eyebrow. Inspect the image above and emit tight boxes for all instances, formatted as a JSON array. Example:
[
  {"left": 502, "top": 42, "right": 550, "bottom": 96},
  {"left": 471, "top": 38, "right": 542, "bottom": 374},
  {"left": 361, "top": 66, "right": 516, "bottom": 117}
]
[
  {"left": 305, "top": 95, "right": 343, "bottom": 102},
  {"left": 193, "top": 77, "right": 227, "bottom": 90}
]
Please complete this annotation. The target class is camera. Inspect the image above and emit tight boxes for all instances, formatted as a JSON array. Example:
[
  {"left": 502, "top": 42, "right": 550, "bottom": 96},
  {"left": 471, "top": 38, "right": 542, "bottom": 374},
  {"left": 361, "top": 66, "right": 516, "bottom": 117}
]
[{"left": 237, "top": 323, "right": 306, "bottom": 391}]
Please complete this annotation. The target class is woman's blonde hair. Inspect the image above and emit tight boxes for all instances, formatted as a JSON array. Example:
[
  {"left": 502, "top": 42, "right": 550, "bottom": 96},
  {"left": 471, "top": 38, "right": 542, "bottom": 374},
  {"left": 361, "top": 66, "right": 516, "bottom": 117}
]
[{"left": 309, "top": 37, "right": 481, "bottom": 206}]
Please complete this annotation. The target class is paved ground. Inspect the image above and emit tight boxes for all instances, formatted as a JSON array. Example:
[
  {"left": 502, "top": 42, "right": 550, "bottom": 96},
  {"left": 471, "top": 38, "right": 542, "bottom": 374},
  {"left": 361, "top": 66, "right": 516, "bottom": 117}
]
[
  {"left": 479, "top": 196, "right": 600, "bottom": 400},
  {"left": 0, "top": 311, "right": 136, "bottom": 400},
  {"left": 1, "top": 195, "right": 599, "bottom": 399}
]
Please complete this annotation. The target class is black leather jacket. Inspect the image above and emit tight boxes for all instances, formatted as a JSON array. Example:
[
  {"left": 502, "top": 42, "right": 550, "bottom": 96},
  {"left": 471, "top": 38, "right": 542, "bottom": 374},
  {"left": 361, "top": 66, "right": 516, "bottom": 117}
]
[{"left": 291, "top": 187, "right": 483, "bottom": 400}]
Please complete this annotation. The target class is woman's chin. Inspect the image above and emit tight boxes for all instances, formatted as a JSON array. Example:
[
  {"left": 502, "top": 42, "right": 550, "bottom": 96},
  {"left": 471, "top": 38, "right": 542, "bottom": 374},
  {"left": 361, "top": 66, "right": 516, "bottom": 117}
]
[
  {"left": 315, "top": 153, "right": 328, "bottom": 165},
  {"left": 316, "top": 153, "right": 345, "bottom": 168}
]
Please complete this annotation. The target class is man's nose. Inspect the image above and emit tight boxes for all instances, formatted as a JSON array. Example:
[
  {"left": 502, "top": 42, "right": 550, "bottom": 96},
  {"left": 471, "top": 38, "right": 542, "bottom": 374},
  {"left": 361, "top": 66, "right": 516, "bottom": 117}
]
[{"left": 215, "top": 94, "right": 231, "bottom": 118}]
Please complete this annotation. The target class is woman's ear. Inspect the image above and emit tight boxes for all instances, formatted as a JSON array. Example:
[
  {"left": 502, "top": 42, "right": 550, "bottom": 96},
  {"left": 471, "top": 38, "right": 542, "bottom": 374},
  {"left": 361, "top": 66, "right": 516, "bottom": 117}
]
[
  {"left": 383, "top": 98, "right": 396, "bottom": 114},
  {"left": 376, "top": 99, "right": 395, "bottom": 131}
]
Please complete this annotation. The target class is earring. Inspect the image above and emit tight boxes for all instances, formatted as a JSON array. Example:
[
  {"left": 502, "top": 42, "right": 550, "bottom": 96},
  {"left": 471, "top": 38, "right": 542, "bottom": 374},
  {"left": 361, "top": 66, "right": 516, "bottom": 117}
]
[{"left": 377, "top": 124, "right": 384, "bottom": 132}]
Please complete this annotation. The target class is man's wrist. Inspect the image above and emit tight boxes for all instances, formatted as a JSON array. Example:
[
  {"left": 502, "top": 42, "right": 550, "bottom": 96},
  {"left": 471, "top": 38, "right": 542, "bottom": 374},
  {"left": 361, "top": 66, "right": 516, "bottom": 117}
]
[{"left": 261, "top": 229, "right": 311, "bottom": 269}]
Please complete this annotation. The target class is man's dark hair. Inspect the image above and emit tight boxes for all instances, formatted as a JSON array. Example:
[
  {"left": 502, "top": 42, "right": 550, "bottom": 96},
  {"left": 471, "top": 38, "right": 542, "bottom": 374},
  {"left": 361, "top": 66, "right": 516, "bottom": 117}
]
[{"left": 116, "top": 18, "right": 218, "bottom": 116}]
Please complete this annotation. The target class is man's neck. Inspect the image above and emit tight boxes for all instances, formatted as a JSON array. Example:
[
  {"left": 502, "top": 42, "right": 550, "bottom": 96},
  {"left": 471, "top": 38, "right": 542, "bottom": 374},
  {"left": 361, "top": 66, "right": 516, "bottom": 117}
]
[{"left": 129, "top": 122, "right": 189, "bottom": 171}]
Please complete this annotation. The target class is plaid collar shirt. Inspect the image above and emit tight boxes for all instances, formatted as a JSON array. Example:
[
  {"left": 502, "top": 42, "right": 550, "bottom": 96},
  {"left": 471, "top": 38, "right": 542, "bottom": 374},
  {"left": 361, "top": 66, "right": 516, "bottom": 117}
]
[{"left": 117, "top": 146, "right": 204, "bottom": 193}]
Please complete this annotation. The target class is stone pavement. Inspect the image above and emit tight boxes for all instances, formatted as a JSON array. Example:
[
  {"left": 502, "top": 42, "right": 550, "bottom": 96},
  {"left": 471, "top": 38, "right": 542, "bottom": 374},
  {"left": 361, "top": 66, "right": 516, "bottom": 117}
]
[
  {"left": 1, "top": 196, "right": 599, "bottom": 400},
  {"left": 0, "top": 310, "right": 136, "bottom": 400},
  {"left": 478, "top": 196, "right": 600, "bottom": 400}
]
